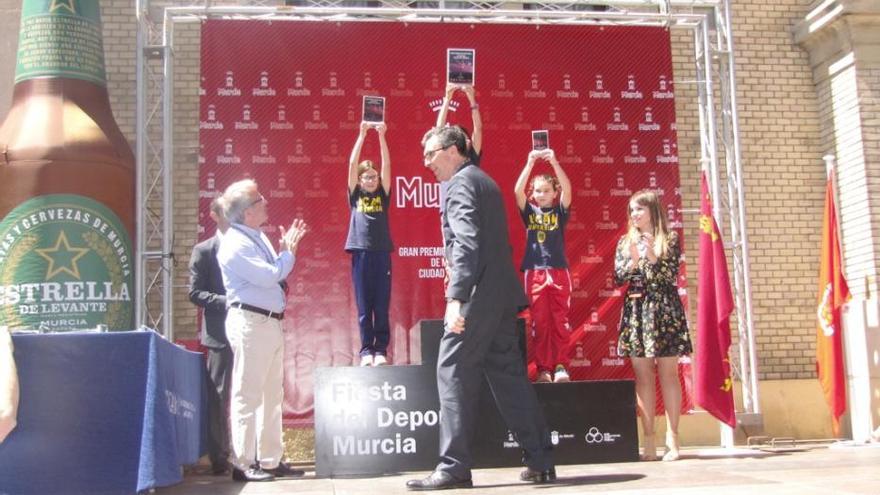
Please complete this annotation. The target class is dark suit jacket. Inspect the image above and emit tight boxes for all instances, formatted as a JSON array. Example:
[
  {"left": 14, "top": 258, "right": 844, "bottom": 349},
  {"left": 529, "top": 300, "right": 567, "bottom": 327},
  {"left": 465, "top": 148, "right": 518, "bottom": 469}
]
[
  {"left": 442, "top": 162, "right": 528, "bottom": 314},
  {"left": 189, "top": 235, "right": 228, "bottom": 349}
]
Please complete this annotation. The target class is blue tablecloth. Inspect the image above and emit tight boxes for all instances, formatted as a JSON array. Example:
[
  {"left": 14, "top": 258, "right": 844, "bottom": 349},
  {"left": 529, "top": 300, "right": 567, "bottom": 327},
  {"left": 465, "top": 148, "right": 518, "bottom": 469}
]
[{"left": 0, "top": 331, "right": 205, "bottom": 495}]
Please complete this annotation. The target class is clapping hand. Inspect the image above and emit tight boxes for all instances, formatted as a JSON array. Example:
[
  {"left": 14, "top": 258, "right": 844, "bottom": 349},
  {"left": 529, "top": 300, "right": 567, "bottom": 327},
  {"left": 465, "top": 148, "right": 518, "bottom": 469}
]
[{"left": 278, "top": 218, "right": 308, "bottom": 254}]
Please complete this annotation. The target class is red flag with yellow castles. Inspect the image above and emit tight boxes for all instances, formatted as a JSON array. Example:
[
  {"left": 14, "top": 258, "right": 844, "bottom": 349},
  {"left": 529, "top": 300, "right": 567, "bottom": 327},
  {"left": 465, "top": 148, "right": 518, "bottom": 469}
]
[
  {"left": 816, "top": 169, "right": 850, "bottom": 436},
  {"left": 695, "top": 172, "right": 736, "bottom": 427}
]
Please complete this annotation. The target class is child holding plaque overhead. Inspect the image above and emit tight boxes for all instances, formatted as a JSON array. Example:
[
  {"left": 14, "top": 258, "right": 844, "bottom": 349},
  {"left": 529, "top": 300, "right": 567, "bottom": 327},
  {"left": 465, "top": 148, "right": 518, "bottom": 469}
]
[
  {"left": 514, "top": 147, "right": 573, "bottom": 384},
  {"left": 345, "top": 121, "right": 393, "bottom": 367},
  {"left": 613, "top": 189, "right": 691, "bottom": 461}
]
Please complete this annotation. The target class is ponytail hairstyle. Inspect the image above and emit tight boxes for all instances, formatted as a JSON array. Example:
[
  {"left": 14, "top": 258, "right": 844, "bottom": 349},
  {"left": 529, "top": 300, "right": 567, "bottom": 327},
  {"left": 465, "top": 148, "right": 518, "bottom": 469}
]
[{"left": 626, "top": 189, "right": 669, "bottom": 258}]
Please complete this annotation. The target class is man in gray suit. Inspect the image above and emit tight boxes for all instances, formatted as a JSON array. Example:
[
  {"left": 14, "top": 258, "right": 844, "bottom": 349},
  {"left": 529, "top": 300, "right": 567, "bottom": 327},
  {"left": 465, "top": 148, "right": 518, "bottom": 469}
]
[
  {"left": 188, "top": 197, "right": 232, "bottom": 475},
  {"left": 407, "top": 126, "right": 555, "bottom": 491}
]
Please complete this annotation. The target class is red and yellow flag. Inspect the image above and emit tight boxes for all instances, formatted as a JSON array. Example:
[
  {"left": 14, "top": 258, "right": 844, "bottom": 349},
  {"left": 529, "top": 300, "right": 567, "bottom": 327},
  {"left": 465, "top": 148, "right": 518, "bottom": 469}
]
[
  {"left": 695, "top": 172, "right": 736, "bottom": 428},
  {"left": 816, "top": 170, "right": 850, "bottom": 436}
]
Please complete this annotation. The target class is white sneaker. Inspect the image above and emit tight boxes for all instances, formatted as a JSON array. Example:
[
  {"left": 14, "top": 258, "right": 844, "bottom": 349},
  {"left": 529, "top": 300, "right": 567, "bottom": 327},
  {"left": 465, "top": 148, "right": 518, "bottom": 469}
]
[
  {"left": 360, "top": 355, "right": 373, "bottom": 367},
  {"left": 553, "top": 366, "right": 570, "bottom": 383},
  {"left": 373, "top": 355, "right": 388, "bottom": 366}
]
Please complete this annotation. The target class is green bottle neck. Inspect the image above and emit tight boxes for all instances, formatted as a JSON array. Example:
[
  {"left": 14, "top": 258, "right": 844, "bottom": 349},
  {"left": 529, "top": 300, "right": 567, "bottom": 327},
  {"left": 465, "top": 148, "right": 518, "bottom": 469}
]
[{"left": 15, "top": 0, "right": 107, "bottom": 86}]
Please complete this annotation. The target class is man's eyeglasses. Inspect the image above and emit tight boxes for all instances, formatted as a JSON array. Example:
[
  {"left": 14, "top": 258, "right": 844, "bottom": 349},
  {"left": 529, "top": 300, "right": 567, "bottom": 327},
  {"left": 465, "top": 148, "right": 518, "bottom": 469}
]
[
  {"left": 248, "top": 195, "right": 265, "bottom": 207},
  {"left": 423, "top": 145, "right": 450, "bottom": 162}
]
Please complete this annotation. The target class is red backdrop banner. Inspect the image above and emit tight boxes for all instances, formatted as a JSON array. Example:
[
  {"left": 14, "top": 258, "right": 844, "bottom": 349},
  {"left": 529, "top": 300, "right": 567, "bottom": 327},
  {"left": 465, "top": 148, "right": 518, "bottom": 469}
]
[{"left": 199, "top": 20, "right": 691, "bottom": 425}]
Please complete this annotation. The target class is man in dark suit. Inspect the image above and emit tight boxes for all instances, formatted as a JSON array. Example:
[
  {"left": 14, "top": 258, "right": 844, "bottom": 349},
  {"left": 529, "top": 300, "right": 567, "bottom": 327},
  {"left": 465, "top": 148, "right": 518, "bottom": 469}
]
[
  {"left": 189, "top": 197, "right": 232, "bottom": 475},
  {"left": 407, "top": 126, "right": 555, "bottom": 491}
]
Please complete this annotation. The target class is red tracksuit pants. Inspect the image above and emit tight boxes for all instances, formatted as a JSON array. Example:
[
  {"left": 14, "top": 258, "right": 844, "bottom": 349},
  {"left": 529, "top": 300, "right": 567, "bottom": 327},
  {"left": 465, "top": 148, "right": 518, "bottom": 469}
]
[{"left": 525, "top": 268, "right": 572, "bottom": 373}]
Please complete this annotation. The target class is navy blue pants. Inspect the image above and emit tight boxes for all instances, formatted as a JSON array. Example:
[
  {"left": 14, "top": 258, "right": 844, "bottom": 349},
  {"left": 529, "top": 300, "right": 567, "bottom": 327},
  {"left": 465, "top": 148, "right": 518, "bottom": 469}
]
[{"left": 351, "top": 250, "right": 391, "bottom": 357}]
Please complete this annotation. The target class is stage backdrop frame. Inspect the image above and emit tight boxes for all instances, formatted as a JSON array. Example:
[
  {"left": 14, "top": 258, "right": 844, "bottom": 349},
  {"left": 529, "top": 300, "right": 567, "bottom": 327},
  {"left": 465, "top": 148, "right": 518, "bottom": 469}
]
[{"left": 135, "top": 1, "right": 760, "bottom": 433}]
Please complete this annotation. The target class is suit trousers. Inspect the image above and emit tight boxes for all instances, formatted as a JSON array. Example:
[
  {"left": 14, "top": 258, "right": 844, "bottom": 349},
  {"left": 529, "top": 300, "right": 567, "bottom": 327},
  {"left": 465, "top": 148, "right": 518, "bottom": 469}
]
[
  {"left": 205, "top": 345, "right": 233, "bottom": 467},
  {"left": 226, "top": 307, "right": 285, "bottom": 470},
  {"left": 435, "top": 304, "right": 554, "bottom": 480}
]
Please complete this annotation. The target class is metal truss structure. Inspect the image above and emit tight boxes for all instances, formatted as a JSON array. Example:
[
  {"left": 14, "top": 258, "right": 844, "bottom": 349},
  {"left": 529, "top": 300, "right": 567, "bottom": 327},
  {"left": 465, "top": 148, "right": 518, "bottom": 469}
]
[{"left": 135, "top": 0, "right": 760, "bottom": 431}]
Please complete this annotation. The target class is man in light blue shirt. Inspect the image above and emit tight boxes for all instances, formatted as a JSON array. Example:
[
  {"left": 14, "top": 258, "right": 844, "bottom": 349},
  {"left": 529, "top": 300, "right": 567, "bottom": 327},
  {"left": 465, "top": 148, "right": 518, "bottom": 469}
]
[{"left": 217, "top": 178, "right": 307, "bottom": 483}]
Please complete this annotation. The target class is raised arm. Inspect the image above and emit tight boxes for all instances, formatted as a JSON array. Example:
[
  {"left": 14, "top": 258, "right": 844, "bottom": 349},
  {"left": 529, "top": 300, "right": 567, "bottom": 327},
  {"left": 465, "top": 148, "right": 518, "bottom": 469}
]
[
  {"left": 348, "top": 122, "right": 370, "bottom": 193},
  {"left": 376, "top": 123, "right": 391, "bottom": 195},
  {"left": 545, "top": 149, "right": 572, "bottom": 210},
  {"left": 435, "top": 83, "right": 457, "bottom": 128},
  {"left": 515, "top": 150, "right": 541, "bottom": 210},
  {"left": 462, "top": 85, "right": 482, "bottom": 155}
]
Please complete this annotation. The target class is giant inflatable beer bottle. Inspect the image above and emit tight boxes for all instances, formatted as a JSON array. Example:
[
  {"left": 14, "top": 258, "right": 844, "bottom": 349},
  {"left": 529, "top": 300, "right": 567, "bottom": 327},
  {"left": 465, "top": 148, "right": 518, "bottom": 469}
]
[{"left": 0, "top": 0, "right": 135, "bottom": 331}]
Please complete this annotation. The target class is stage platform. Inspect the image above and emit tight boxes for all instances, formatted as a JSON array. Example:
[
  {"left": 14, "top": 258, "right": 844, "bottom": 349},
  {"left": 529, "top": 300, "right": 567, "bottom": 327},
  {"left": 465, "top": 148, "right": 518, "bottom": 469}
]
[{"left": 157, "top": 442, "right": 880, "bottom": 494}]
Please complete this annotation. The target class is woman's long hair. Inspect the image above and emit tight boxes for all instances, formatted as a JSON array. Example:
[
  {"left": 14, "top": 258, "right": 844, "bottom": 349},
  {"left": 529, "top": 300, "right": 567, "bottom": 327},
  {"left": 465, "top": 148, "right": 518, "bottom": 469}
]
[{"left": 626, "top": 189, "right": 669, "bottom": 259}]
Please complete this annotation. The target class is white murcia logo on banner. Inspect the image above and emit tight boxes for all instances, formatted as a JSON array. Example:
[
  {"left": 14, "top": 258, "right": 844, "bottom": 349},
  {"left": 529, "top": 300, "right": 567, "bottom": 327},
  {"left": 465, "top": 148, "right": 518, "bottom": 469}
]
[
  {"left": 592, "top": 139, "right": 614, "bottom": 164},
  {"left": 657, "top": 138, "right": 679, "bottom": 164},
  {"left": 423, "top": 72, "right": 444, "bottom": 98},
  {"left": 654, "top": 75, "right": 674, "bottom": 99},
  {"left": 595, "top": 205, "right": 619, "bottom": 231},
  {"left": 492, "top": 73, "right": 513, "bottom": 97},
  {"left": 649, "top": 172, "right": 665, "bottom": 196},
  {"left": 358, "top": 71, "right": 379, "bottom": 97},
  {"left": 396, "top": 176, "right": 441, "bottom": 208},
  {"left": 218, "top": 70, "right": 241, "bottom": 96},
  {"left": 305, "top": 105, "right": 328, "bottom": 130},
  {"left": 570, "top": 275, "right": 588, "bottom": 298},
  {"left": 306, "top": 172, "right": 329, "bottom": 199},
  {"left": 559, "top": 140, "right": 582, "bottom": 165},
  {"left": 288, "top": 71, "right": 311, "bottom": 96},
  {"left": 570, "top": 341, "right": 592, "bottom": 367},
  {"left": 567, "top": 208, "right": 586, "bottom": 231},
  {"left": 557, "top": 74, "right": 579, "bottom": 98},
  {"left": 610, "top": 172, "right": 632, "bottom": 197},
  {"left": 200, "top": 104, "right": 223, "bottom": 130},
  {"left": 590, "top": 74, "right": 610, "bottom": 99},
  {"left": 578, "top": 172, "right": 600, "bottom": 198},
  {"left": 580, "top": 240, "right": 604, "bottom": 265},
  {"left": 621, "top": 74, "right": 643, "bottom": 99},
  {"left": 253, "top": 71, "right": 276, "bottom": 96},
  {"left": 607, "top": 107, "right": 629, "bottom": 131},
  {"left": 542, "top": 106, "right": 564, "bottom": 131},
  {"left": 271, "top": 172, "right": 293, "bottom": 199},
  {"left": 322, "top": 139, "right": 345, "bottom": 165},
  {"left": 598, "top": 275, "right": 623, "bottom": 299},
  {"left": 625, "top": 139, "right": 646, "bottom": 164},
  {"left": 198, "top": 144, "right": 205, "bottom": 165},
  {"left": 287, "top": 139, "right": 312, "bottom": 165},
  {"left": 271, "top": 105, "right": 293, "bottom": 130},
  {"left": 391, "top": 72, "right": 413, "bottom": 97},
  {"left": 603, "top": 341, "right": 625, "bottom": 367},
  {"left": 524, "top": 73, "right": 546, "bottom": 98},
  {"left": 575, "top": 107, "right": 596, "bottom": 131},
  {"left": 584, "top": 307, "right": 607, "bottom": 332},
  {"left": 217, "top": 138, "right": 241, "bottom": 165},
  {"left": 322, "top": 71, "right": 345, "bottom": 96},
  {"left": 639, "top": 106, "right": 660, "bottom": 131},
  {"left": 200, "top": 172, "right": 218, "bottom": 199},
  {"left": 235, "top": 104, "right": 258, "bottom": 130},
  {"left": 252, "top": 138, "right": 276, "bottom": 165},
  {"left": 340, "top": 105, "right": 359, "bottom": 131},
  {"left": 508, "top": 105, "right": 530, "bottom": 131}
]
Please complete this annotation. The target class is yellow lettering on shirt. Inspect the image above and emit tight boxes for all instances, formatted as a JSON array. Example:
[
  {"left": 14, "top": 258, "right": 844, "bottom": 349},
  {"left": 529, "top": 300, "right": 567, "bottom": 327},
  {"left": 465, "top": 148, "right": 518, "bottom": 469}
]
[{"left": 357, "top": 196, "right": 384, "bottom": 214}]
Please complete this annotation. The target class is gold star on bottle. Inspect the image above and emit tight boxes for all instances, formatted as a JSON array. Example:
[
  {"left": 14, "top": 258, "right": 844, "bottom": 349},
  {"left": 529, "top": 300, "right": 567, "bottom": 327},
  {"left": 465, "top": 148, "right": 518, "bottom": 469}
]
[
  {"left": 49, "top": 0, "right": 77, "bottom": 14},
  {"left": 35, "top": 231, "right": 90, "bottom": 280}
]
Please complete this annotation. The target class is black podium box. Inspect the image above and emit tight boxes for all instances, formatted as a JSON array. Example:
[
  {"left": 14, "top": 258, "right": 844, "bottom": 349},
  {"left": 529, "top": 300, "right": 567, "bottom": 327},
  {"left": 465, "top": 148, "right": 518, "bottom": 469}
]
[{"left": 314, "top": 323, "right": 638, "bottom": 477}]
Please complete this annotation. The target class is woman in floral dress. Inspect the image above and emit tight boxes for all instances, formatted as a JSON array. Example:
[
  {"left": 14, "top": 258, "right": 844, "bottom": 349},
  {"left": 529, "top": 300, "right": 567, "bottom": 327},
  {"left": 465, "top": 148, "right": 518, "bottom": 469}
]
[{"left": 614, "top": 190, "right": 692, "bottom": 461}]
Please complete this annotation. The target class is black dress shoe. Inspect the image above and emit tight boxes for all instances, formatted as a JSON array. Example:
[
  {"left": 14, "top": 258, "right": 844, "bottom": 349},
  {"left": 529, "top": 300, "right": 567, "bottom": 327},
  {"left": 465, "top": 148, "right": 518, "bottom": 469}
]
[
  {"left": 520, "top": 466, "right": 556, "bottom": 483},
  {"left": 264, "top": 461, "right": 305, "bottom": 478},
  {"left": 231, "top": 466, "right": 275, "bottom": 482},
  {"left": 406, "top": 471, "right": 473, "bottom": 491}
]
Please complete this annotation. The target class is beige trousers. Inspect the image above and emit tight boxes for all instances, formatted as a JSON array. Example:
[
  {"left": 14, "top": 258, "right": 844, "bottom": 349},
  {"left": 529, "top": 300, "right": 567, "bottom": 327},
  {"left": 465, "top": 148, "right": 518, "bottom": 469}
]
[{"left": 226, "top": 307, "right": 284, "bottom": 470}]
